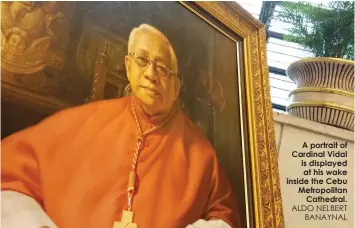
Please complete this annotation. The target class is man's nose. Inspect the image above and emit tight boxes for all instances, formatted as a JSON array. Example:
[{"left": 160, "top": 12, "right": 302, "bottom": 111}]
[{"left": 143, "top": 63, "right": 158, "bottom": 83}]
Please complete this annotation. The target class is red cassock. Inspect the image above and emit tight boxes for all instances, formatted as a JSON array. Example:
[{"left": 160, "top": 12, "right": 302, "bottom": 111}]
[{"left": 1, "top": 96, "right": 241, "bottom": 228}]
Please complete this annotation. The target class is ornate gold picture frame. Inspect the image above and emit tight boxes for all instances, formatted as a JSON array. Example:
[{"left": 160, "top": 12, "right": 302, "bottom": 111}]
[
  {"left": 189, "top": 2, "right": 284, "bottom": 228},
  {"left": 1, "top": 1, "right": 283, "bottom": 227}
]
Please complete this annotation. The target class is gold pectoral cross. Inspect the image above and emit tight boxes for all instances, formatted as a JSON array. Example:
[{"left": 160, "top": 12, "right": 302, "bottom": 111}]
[{"left": 113, "top": 210, "right": 138, "bottom": 228}]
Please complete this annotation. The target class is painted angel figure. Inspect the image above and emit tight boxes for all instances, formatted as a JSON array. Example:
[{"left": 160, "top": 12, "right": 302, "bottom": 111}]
[{"left": 0, "top": 1, "right": 71, "bottom": 73}]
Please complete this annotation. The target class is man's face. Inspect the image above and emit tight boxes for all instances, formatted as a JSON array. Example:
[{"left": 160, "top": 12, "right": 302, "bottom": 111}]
[{"left": 125, "top": 31, "right": 179, "bottom": 115}]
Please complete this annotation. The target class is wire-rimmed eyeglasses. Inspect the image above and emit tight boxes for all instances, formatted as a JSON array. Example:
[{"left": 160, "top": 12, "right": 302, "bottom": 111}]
[{"left": 129, "top": 52, "right": 175, "bottom": 79}]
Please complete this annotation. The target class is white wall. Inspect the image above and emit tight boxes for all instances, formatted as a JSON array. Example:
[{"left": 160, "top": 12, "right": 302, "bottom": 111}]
[{"left": 274, "top": 112, "right": 354, "bottom": 228}]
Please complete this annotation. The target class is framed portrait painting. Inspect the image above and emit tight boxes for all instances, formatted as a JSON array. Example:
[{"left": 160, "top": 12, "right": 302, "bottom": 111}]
[{"left": 1, "top": 1, "right": 283, "bottom": 228}]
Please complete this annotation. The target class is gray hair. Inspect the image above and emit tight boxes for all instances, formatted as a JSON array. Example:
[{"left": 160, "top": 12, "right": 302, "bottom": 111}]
[{"left": 127, "top": 24, "right": 178, "bottom": 74}]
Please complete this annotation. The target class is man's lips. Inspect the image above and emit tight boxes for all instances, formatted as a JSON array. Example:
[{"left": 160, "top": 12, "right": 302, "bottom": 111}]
[{"left": 141, "top": 85, "right": 159, "bottom": 94}]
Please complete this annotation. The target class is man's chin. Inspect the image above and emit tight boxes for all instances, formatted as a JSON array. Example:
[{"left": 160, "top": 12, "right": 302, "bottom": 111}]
[{"left": 135, "top": 94, "right": 158, "bottom": 107}]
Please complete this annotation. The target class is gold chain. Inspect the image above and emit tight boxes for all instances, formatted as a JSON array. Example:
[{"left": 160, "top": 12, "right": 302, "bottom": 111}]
[{"left": 126, "top": 96, "right": 176, "bottom": 211}]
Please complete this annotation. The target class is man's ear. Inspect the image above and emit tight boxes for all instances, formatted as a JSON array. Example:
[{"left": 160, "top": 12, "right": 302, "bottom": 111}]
[
  {"left": 125, "top": 55, "right": 131, "bottom": 81},
  {"left": 174, "top": 76, "right": 181, "bottom": 99}
]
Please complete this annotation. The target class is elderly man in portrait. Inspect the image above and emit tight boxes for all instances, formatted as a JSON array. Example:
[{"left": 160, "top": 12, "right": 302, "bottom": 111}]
[{"left": 1, "top": 24, "right": 241, "bottom": 228}]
